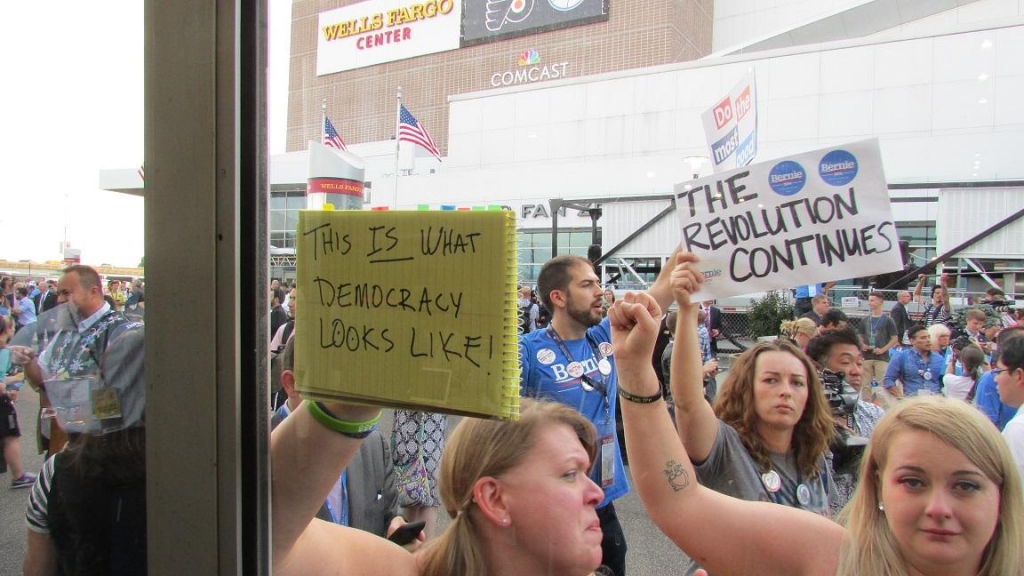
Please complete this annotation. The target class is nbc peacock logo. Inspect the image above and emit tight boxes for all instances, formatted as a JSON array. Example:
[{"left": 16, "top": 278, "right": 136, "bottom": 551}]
[{"left": 518, "top": 49, "right": 540, "bottom": 66}]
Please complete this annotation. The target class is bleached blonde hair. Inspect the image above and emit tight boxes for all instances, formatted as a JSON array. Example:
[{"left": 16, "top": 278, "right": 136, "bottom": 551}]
[{"left": 837, "top": 396, "right": 1024, "bottom": 576}]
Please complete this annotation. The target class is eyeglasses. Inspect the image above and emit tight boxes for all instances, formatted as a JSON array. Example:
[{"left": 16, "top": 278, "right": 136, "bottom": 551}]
[{"left": 992, "top": 367, "right": 1018, "bottom": 378}]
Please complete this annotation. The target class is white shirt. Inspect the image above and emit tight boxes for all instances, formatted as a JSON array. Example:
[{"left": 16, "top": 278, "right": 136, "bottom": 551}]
[
  {"left": 942, "top": 373, "right": 975, "bottom": 402},
  {"left": 1002, "top": 409, "right": 1024, "bottom": 481}
]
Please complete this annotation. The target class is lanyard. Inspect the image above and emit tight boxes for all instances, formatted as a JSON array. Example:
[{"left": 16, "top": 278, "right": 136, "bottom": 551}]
[
  {"left": 547, "top": 327, "right": 611, "bottom": 421},
  {"left": 325, "top": 470, "right": 349, "bottom": 526},
  {"left": 867, "top": 315, "right": 884, "bottom": 346},
  {"left": 910, "top": 350, "right": 934, "bottom": 380}
]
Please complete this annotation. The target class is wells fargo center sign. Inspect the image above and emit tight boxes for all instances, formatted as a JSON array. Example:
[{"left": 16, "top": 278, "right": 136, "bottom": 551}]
[
  {"left": 317, "top": 0, "right": 607, "bottom": 75},
  {"left": 317, "top": 0, "right": 463, "bottom": 75}
]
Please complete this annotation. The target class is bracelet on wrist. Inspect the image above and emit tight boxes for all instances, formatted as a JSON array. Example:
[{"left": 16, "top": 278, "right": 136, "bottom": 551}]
[
  {"left": 307, "top": 401, "right": 381, "bottom": 439},
  {"left": 617, "top": 387, "right": 663, "bottom": 404}
]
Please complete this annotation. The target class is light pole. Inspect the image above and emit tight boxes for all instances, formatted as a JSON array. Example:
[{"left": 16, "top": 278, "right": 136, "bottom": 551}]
[{"left": 682, "top": 155, "right": 709, "bottom": 182}]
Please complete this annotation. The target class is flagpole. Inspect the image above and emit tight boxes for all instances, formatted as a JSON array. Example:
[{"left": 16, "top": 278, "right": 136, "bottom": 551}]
[
  {"left": 321, "top": 98, "right": 327, "bottom": 145},
  {"left": 395, "top": 86, "right": 402, "bottom": 208}
]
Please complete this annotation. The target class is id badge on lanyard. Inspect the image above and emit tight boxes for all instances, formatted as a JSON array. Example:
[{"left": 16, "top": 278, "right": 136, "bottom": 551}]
[
  {"left": 43, "top": 374, "right": 123, "bottom": 434},
  {"left": 600, "top": 435, "right": 615, "bottom": 488}
]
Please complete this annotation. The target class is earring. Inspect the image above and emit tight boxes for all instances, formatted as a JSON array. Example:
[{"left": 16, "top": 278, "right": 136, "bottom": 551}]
[
  {"left": 878, "top": 503, "right": 885, "bottom": 512},
  {"left": 502, "top": 518, "right": 510, "bottom": 525}
]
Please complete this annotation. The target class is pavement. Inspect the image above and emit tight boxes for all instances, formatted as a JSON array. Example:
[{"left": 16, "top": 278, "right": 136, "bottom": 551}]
[
  {"left": 0, "top": 395, "right": 692, "bottom": 575},
  {"left": 0, "top": 386, "right": 45, "bottom": 576}
]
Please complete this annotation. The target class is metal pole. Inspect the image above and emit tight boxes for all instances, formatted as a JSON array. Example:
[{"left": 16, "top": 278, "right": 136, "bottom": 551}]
[
  {"left": 549, "top": 199, "right": 562, "bottom": 256},
  {"left": 394, "top": 86, "right": 402, "bottom": 207}
]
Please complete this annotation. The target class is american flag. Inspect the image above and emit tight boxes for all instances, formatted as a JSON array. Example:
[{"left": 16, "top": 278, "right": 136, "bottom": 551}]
[
  {"left": 399, "top": 104, "right": 441, "bottom": 161},
  {"left": 323, "top": 115, "right": 348, "bottom": 151}
]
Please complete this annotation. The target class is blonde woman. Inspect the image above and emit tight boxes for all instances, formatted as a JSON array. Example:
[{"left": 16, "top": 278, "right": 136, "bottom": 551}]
[
  {"left": 780, "top": 317, "right": 818, "bottom": 352},
  {"left": 608, "top": 289, "right": 1024, "bottom": 576},
  {"left": 273, "top": 399, "right": 612, "bottom": 576}
]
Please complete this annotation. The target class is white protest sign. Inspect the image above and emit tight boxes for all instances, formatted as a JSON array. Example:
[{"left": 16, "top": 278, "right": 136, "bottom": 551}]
[
  {"left": 702, "top": 68, "right": 757, "bottom": 173},
  {"left": 674, "top": 139, "right": 902, "bottom": 301}
]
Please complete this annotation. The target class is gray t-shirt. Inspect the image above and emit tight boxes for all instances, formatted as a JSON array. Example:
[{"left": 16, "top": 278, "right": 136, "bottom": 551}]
[
  {"left": 859, "top": 314, "right": 898, "bottom": 361},
  {"left": 685, "top": 420, "right": 837, "bottom": 575}
]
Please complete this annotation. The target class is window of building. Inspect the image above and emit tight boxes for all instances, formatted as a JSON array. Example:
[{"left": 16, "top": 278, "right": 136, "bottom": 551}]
[
  {"left": 269, "top": 190, "right": 304, "bottom": 248},
  {"left": 518, "top": 228, "right": 597, "bottom": 284},
  {"left": 896, "top": 221, "right": 937, "bottom": 266}
]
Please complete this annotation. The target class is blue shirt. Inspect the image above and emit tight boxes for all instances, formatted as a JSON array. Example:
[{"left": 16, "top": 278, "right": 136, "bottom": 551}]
[
  {"left": 794, "top": 284, "right": 822, "bottom": 299},
  {"left": 17, "top": 296, "right": 37, "bottom": 326},
  {"left": 883, "top": 348, "right": 945, "bottom": 396},
  {"left": 520, "top": 318, "right": 627, "bottom": 508},
  {"left": 975, "top": 372, "right": 1018, "bottom": 430}
]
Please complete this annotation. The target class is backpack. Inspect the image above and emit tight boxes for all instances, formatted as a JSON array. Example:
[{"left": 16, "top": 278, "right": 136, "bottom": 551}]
[{"left": 520, "top": 302, "right": 535, "bottom": 333}]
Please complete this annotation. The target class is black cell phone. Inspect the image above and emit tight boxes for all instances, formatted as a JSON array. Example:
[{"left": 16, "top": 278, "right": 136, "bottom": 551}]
[{"left": 387, "top": 520, "right": 426, "bottom": 546}]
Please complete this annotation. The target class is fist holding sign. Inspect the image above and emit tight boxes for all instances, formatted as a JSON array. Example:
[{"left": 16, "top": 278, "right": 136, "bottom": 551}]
[{"left": 674, "top": 139, "right": 903, "bottom": 301}]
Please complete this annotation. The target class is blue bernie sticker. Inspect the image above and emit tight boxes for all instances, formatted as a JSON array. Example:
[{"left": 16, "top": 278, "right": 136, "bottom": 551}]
[
  {"left": 818, "top": 150, "right": 858, "bottom": 186},
  {"left": 768, "top": 160, "right": 806, "bottom": 196}
]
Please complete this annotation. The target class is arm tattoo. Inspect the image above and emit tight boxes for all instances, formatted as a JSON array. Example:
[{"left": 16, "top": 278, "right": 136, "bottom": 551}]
[{"left": 663, "top": 460, "right": 691, "bottom": 492}]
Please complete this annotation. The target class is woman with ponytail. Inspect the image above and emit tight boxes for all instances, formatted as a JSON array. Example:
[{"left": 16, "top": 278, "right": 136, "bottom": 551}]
[
  {"left": 943, "top": 342, "right": 986, "bottom": 402},
  {"left": 272, "top": 398, "right": 608, "bottom": 576},
  {"left": 780, "top": 317, "right": 818, "bottom": 352}
]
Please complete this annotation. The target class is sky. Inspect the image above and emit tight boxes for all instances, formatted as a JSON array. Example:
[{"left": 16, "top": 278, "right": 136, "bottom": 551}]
[{"left": 0, "top": 2, "right": 291, "bottom": 267}]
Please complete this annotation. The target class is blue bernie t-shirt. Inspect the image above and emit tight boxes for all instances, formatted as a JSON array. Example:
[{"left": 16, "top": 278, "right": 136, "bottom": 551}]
[{"left": 519, "top": 317, "right": 627, "bottom": 508}]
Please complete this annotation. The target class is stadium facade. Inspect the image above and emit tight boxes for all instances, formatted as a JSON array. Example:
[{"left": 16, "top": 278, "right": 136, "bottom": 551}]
[{"left": 104, "top": 0, "right": 1024, "bottom": 291}]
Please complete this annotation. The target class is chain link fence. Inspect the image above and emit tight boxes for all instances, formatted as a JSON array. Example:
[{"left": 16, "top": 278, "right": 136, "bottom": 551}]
[{"left": 714, "top": 288, "right": 1014, "bottom": 355}]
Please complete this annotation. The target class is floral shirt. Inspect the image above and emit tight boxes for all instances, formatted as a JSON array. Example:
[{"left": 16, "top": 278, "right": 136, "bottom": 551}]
[
  {"left": 697, "top": 325, "right": 711, "bottom": 363},
  {"left": 828, "top": 400, "right": 886, "bottom": 516}
]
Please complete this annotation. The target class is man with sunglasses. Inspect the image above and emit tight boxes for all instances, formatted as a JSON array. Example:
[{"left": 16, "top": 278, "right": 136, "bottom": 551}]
[
  {"left": 994, "top": 328, "right": 1024, "bottom": 477},
  {"left": 519, "top": 251, "right": 677, "bottom": 576}
]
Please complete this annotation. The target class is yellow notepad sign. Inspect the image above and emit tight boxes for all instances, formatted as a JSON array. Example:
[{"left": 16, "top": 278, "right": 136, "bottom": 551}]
[{"left": 294, "top": 210, "right": 521, "bottom": 420}]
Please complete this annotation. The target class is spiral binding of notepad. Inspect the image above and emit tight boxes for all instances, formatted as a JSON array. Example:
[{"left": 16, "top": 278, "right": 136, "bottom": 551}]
[{"left": 504, "top": 209, "right": 522, "bottom": 420}]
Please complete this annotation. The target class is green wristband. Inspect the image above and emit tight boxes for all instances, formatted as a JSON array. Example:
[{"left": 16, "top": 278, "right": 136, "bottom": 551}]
[{"left": 308, "top": 401, "right": 381, "bottom": 438}]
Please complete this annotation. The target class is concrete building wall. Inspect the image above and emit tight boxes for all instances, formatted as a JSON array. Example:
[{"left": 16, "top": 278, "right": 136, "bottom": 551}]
[{"left": 442, "top": 24, "right": 1024, "bottom": 182}]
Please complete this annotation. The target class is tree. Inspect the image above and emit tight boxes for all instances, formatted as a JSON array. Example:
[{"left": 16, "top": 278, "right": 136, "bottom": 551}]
[{"left": 748, "top": 291, "right": 793, "bottom": 339}]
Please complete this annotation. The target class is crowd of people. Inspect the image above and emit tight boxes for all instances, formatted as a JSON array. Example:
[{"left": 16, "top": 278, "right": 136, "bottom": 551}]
[
  {"left": 0, "top": 267, "right": 148, "bottom": 574},
  {"left": 270, "top": 249, "right": 1024, "bottom": 576},
  {"left": 5, "top": 252, "right": 1024, "bottom": 575}
]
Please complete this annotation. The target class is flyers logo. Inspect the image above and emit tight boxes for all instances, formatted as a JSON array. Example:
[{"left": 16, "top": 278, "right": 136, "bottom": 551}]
[{"left": 486, "top": 0, "right": 535, "bottom": 31}]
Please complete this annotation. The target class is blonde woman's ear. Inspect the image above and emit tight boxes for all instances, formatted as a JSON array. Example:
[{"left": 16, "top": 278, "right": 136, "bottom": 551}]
[{"left": 470, "top": 477, "right": 511, "bottom": 527}]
